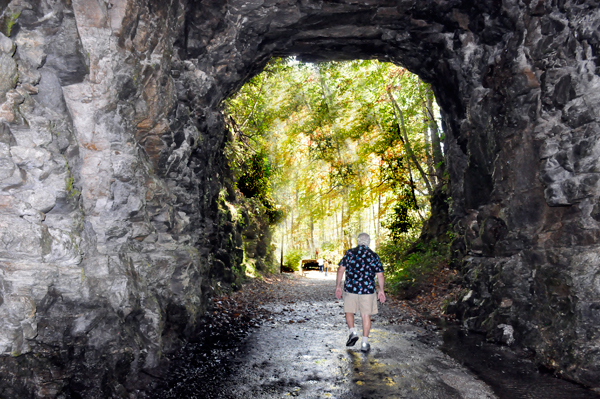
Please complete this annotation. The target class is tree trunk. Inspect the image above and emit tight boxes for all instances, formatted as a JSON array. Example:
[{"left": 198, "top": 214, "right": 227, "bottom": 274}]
[
  {"left": 371, "top": 201, "right": 375, "bottom": 239},
  {"left": 335, "top": 210, "right": 339, "bottom": 243},
  {"left": 341, "top": 203, "right": 345, "bottom": 249},
  {"left": 290, "top": 195, "right": 295, "bottom": 249},
  {"left": 280, "top": 223, "right": 284, "bottom": 273},
  {"left": 422, "top": 101, "right": 436, "bottom": 185},
  {"left": 387, "top": 88, "right": 433, "bottom": 196},
  {"left": 240, "top": 72, "right": 268, "bottom": 130},
  {"left": 310, "top": 214, "right": 315, "bottom": 256},
  {"left": 358, "top": 208, "right": 362, "bottom": 233},
  {"left": 377, "top": 193, "right": 381, "bottom": 249},
  {"left": 317, "top": 64, "right": 334, "bottom": 112},
  {"left": 426, "top": 86, "right": 444, "bottom": 181}
]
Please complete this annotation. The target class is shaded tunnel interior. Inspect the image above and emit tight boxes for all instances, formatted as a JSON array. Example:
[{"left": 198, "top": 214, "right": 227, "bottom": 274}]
[{"left": 0, "top": 0, "right": 600, "bottom": 396}]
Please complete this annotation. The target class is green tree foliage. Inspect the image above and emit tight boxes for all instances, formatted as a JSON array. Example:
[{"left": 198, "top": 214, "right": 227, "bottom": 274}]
[
  {"left": 237, "top": 152, "right": 271, "bottom": 199},
  {"left": 236, "top": 151, "right": 282, "bottom": 224},
  {"left": 283, "top": 248, "right": 305, "bottom": 272},
  {"left": 224, "top": 58, "right": 444, "bottom": 283},
  {"left": 379, "top": 240, "right": 450, "bottom": 298},
  {"left": 383, "top": 186, "right": 418, "bottom": 242}
]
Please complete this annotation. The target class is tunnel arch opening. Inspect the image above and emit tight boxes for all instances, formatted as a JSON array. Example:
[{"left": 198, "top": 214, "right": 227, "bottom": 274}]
[
  {"left": 220, "top": 57, "right": 446, "bottom": 279},
  {"left": 177, "top": 1, "right": 494, "bottom": 286}
]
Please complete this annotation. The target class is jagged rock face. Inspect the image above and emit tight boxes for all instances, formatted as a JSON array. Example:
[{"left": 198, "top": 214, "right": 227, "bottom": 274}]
[{"left": 0, "top": 0, "right": 599, "bottom": 396}]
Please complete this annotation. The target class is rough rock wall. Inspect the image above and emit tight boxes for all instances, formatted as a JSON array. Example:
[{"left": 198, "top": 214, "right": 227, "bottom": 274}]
[
  {"left": 0, "top": 0, "right": 599, "bottom": 396},
  {"left": 444, "top": 2, "right": 600, "bottom": 389},
  {"left": 0, "top": 0, "right": 248, "bottom": 396}
]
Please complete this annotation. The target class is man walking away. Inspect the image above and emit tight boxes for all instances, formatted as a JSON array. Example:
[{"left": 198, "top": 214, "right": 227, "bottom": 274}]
[{"left": 335, "top": 233, "right": 385, "bottom": 352}]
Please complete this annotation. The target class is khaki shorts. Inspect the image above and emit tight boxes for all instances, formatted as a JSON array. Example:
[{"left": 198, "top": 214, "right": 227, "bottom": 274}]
[{"left": 343, "top": 292, "right": 378, "bottom": 315}]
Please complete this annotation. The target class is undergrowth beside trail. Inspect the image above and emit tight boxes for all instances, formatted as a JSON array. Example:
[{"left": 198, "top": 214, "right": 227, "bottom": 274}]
[{"left": 380, "top": 238, "right": 452, "bottom": 300}]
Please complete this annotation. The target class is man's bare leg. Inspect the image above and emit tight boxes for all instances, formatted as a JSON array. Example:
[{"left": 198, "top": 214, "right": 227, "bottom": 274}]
[
  {"left": 345, "top": 312, "right": 360, "bottom": 346},
  {"left": 360, "top": 313, "right": 372, "bottom": 351},
  {"left": 361, "top": 313, "right": 371, "bottom": 338},
  {"left": 346, "top": 312, "right": 355, "bottom": 329}
]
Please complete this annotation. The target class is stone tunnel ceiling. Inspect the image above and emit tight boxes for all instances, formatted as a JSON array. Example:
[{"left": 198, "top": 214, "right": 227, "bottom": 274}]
[{"left": 1, "top": 0, "right": 600, "bottom": 395}]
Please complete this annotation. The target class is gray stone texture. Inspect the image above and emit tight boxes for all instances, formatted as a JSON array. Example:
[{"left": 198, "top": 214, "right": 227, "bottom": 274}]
[{"left": 0, "top": 0, "right": 599, "bottom": 396}]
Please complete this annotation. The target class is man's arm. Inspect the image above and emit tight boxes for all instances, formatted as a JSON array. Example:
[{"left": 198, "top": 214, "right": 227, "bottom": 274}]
[
  {"left": 376, "top": 272, "right": 386, "bottom": 303},
  {"left": 335, "top": 266, "right": 345, "bottom": 299}
]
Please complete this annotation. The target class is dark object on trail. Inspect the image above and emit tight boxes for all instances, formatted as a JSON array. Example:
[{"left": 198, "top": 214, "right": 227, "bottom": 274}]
[
  {"left": 301, "top": 259, "right": 320, "bottom": 271},
  {"left": 281, "top": 264, "right": 296, "bottom": 273}
]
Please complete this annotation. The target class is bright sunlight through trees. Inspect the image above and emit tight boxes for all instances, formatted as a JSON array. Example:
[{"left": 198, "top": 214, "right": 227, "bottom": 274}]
[{"left": 224, "top": 58, "right": 448, "bottom": 293}]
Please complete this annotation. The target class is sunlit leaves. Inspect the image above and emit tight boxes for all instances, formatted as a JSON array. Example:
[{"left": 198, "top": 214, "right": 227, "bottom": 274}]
[{"left": 224, "top": 57, "right": 442, "bottom": 254}]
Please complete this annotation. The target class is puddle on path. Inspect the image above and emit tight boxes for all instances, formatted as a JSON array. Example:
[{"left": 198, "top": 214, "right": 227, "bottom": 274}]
[{"left": 220, "top": 322, "right": 495, "bottom": 398}]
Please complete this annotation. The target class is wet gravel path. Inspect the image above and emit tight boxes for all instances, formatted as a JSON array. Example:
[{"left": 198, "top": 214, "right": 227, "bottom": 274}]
[
  {"left": 218, "top": 273, "right": 495, "bottom": 399},
  {"left": 156, "top": 272, "right": 600, "bottom": 399}
]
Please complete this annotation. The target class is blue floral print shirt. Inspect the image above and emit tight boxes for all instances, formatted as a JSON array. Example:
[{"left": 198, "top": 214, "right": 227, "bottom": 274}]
[{"left": 339, "top": 245, "right": 384, "bottom": 294}]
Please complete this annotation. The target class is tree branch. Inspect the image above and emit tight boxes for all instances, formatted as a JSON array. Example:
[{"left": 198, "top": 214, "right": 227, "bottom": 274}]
[
  {"left": 386, "top": 87, "right": 433, "bottom": 196},
  {"left": 240, "top": 73, "right": 268, "bottom": 130}
]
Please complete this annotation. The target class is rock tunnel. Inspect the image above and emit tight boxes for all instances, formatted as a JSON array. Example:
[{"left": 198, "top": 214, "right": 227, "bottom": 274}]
[{"left": 1, "top": 0, "right": 600, "bottom": 395}]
